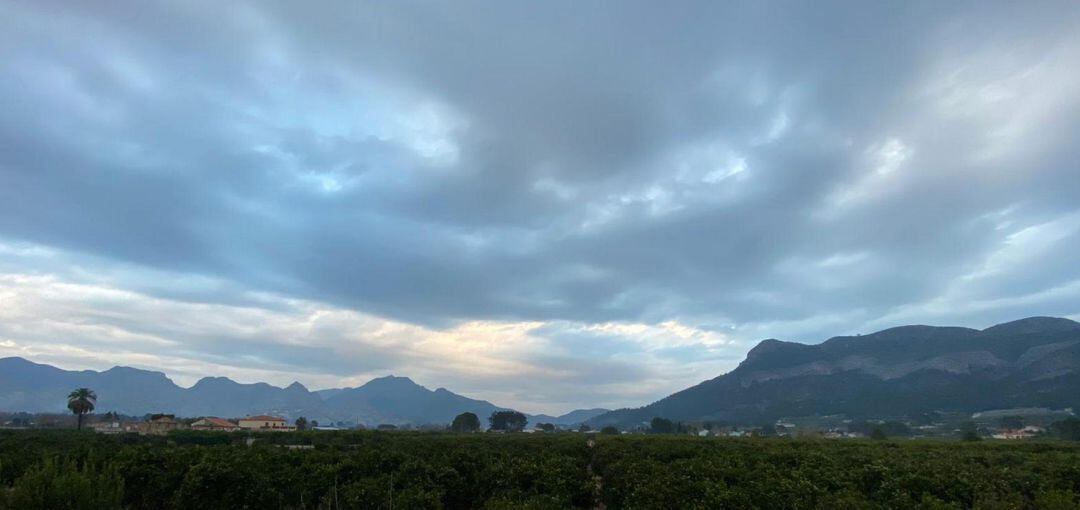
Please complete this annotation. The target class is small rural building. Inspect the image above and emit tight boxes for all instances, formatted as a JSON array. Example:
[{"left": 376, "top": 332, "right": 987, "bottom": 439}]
[
  {"left": 191, "top": 417, "right": 239, "bottom": 431},
  {"left": 144, "top": 414, "right": 185, "bottom": 435},
  {"left": 91, "top": 421, "right": 142, "bottom": 434},
  {"left": 992, "top": 426, "right": 1044, "bottom": 440},
  {"left": 238, "top": 415, "right": 294, "bottom": 431}
]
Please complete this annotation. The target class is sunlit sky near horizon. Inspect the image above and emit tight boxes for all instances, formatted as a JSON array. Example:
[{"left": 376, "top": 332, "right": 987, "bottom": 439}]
[{"left": 2, "top": 1, "right": 1080, "bottom": 414}]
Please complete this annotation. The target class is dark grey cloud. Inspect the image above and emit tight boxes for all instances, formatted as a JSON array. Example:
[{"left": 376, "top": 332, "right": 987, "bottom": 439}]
[{"left": 2, "top": 0, "right": 1080, "bottom": 410}]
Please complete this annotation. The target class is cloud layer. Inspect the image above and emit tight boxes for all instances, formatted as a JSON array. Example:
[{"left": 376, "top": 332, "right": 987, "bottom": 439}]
[{"left": 1, "top": 1, "right": 1079, "bottom": 412}]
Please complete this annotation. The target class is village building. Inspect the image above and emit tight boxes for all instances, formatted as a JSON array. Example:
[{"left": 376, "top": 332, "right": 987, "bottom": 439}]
[
  {"left": 992, "top": 426, "right": 1045, "bottom": 440},
  {"left": 90, "top": 421, "right": 142, "bottom": 434},
  {"left": 191, "top": 417, "right": 239, "bottom": 431},
  {"left": 238, "top": 415, "right": 294, "bottom": 431},
  {"left": 144, "top": 414, "right": 185, "bottom": 435}
]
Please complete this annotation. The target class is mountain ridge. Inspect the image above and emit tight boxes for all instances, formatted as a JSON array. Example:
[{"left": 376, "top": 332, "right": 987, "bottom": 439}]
[
  {"left": 589, "top": 316, "right": 1080, "bottom": 427},
  {"left": 0, "top": 356, "right": 604, "bottom": 427}
]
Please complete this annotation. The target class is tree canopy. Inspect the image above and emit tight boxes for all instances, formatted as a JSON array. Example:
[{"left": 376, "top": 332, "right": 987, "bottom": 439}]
[
  {"left": 650, "top": 417, "right": 674, "bottom": 434},
  {"left": 66, "top": 388, "right": 96, "bottom": 430},
  {"left": 488, "top": 411, "right": 527, "bottom": 432},
  {"left": 450, "top": 412, "right": 481, "bottom": 433}
]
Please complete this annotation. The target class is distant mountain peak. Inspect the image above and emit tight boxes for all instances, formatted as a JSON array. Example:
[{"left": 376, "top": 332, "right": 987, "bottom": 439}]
[
  {"left": 983, "top": 316, "right": 1080, "bottom": 335},
  {"left": 101, "top": 365, "right": 169, "bottom": 377},
  {"left": 363, "top": 375, "right": 420, "bottom": 388},
  {"left": 191, "top": 376, "right": 237, "bottom": 387},
  {"left": 1, "top": 356, "right": 40, "bottom": 365},
  {"left": 745, "top": 338, "right": 798, "bottom": 358},
  {"left": 286, "top": 381, "right": 308, "bottom": 391}
]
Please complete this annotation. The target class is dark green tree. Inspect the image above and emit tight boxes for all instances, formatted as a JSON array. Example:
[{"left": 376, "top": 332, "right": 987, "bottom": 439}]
[
  {"left": 650, "top": 417, "right": 674, "bottom": 434},
  {"left": 880, "top": 421, "right": 911, "bottom": 437},
  {"left": 959, "top": 421, "right": 981, "bottom": 441},
  {"left": 451, "top": 412, "right": 481, "bottom": 433},
  {"left": 1052, "top": 418, "right": 1080, "bottom": 441},
  {"left": 5, "top": 458, "right": 123, "bottom": 509},
  {"left": 66, "top": 388, "right": 96, "bottom": 431},
  {"left": 295, "top": 416, "right": 308, "bottom": 430},
  {"left": 600, "top": 426, "right": 620, "bottom": 435},
  {"left": 578, "top": 424, "right": 592, "bottom": 433},
  {"left": 488, "top": 411, "right": 527, "bottom": 432},
  {"left": 871, "top": 428, "right": 887, "bottom": 440},
  {"left": 537, "top": 423, "right": 556, "bottom": 432}
]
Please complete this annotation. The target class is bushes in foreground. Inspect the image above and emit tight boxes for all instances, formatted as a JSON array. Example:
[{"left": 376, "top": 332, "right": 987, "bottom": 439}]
[
  {"left": 2, "top": 430, "right": 1080, "bottom": 508},
  {"left": 592, "top": 436, "right": 1080, "bottom": 509},
  {"left": 0, "top": 430, "right": 590, "bottom": 509}
]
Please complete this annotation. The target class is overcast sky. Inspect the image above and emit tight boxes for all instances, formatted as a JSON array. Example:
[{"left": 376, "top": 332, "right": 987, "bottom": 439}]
[{"left": 2, "top": 1, "right": 1079, "bottom": 414}]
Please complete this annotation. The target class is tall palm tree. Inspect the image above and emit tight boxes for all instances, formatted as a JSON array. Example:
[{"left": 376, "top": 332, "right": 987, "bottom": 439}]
[{"left": 67, "top": 388, "right": 97, "bottom": 430}]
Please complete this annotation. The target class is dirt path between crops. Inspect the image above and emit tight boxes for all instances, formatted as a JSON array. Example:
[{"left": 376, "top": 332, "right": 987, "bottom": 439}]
[{"left": 586, "top": 438, "right": 606, "bottom": 510}]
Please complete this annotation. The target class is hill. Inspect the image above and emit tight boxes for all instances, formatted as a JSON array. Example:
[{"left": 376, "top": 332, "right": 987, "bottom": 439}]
[{"left": 589, "top": 317, "right": 1080, "bottom": 427}]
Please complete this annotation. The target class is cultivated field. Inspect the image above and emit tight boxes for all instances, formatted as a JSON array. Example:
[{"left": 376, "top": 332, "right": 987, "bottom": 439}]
[{"left": 2, "top": 430, "right": 1079, "bottom": 509}]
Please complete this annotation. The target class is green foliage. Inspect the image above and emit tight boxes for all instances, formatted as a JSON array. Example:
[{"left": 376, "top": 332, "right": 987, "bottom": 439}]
[
  {"left": 959, "top": 421, "right": 982, "bottom": 442},
  {"left": 489, "top": 411, "right": 527, "bottom": 432},
  {"left": 451, "top": 412, "right": 481, "bottom": 433},
  {"left": 591, "top": 436, "right": 1080, "bottom": 509},
  {"left": 649, "top": 417, "right": 674, "bottom": 434},
  {"left": 852, "top": 420, "right": 910, "bottom": 438},
  {"left": 600, "top": 426, "right": 619, "bottom": 435},
  {"left": 1, "top": 457, "right": 122, "bottom": 510},
  {"left": 1034, "top": 489, "right": 1078, "bottom": 510},
  {"left": 66, "top": 388, "right": 97, "bottom": 430},
  {"left": 295, "top": 416, "right": 308, "bottom": 431},
  {"left": 3, "top": 430, "right": 1080, "bottom": 508},
  {"left": 1053, "top": 418, "right": 1080, "bottom": 441},
  {"left": 0, "top": 430, "right": 591, "bottom": 509}
]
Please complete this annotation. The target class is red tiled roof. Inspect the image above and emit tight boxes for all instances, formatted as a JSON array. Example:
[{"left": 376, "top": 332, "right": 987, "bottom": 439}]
[
  {"left": 195, "top": 417, "right": 237, "bottom": 428},
  {"left": 242, "top": 415, "right": 286, "bottom": 422}
]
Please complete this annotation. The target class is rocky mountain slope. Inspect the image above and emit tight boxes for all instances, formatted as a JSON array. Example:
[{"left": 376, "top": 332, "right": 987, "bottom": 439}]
[{"left": 589, "top": 317, "right": 1080, "bottom": 427}]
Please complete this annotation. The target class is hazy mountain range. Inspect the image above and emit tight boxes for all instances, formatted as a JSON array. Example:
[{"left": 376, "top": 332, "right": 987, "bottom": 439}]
[
  {"left": 0, "top": 358, "right": 607, "bottom": 426},
  {"left": 588, "top": 317, "right": 1080, "bottom": 427},
  {"left": 4, "top": 316, "right": 1078, "bottom": 428}
]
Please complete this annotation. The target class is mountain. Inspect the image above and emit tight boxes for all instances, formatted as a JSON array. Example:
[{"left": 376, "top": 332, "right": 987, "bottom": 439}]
[
  {"left": 589, "top": 317, "right": 1080, "bottom": 427},
  {"left": 323, "top": 376, "right": 511, "bottom": 426},
  {"left": 318, "top": 384, "right": 609, "bottom": 427},
  {"left": 0, "top": 358, "right": 524, "bottom": 425},
  {"left": 528, "top": 408, "right": 610, "bottom": 426},
  {"left": 314, "top": 388, "right": 349, "bottom": 400},
  {"left": 175, "top": 378, "right": 328, "bottom": 420},
  {"left": 0, "top": 358, "right": 185, "bottom": 415}
]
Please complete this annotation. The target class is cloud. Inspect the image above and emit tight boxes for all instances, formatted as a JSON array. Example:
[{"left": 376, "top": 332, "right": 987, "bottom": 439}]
[
  {"left": 0, "top": 0, "right": 1079, "bottom": 410},
  {"left": 0, "top": 259, "right": 743, "bottom": 413}
]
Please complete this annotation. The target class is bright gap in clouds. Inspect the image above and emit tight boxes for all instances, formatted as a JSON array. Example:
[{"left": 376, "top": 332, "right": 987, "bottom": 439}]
[{"left": 0, "top": 247, "right": 739, "bottom": 414}]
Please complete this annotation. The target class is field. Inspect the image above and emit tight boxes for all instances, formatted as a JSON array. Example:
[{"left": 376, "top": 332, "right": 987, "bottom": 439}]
[{"left": 2, "top": 430, "right": 1080, "bottom": 509}]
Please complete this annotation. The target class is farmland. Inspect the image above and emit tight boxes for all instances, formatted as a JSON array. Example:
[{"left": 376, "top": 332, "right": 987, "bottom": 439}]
[{"left": 2, "top": 430, "right": 1080, "bottom": 509}]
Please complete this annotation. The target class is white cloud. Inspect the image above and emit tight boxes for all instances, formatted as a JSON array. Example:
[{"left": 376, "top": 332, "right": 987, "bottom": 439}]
[{"left": 0, "top": 264, "right": 747, "bottom": 414}]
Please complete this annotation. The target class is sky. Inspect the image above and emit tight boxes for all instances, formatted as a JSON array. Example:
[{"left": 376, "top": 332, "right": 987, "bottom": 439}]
[{"left": 1, "top": 1, "right": 1080, "bottom": 414}]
